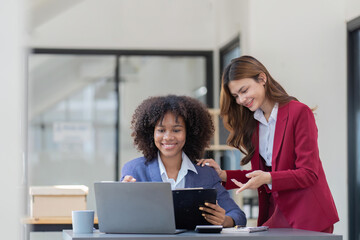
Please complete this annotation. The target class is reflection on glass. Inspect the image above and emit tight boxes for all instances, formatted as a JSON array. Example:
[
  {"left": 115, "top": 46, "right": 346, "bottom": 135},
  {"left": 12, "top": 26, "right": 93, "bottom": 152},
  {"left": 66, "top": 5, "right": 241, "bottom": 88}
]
[
  {"left": 118, "top": 55, "right": 207, "bottom": 168},
  {"left": 219, "top": 42, "right": 242, "bottom": 170},
  {"left": 28, "top": 55, "right": 117, "bottom": 211},
  {"left": 27, "top": 53, "right": 209, "bottom": 212},
  {"left": 222, "top": 45, "right": 240, "bottom": 70}
]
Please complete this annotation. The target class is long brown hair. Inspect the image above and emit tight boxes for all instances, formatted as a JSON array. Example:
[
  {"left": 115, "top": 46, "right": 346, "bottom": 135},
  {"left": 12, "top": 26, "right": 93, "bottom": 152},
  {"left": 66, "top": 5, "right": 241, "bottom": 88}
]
[{"left": 220, "top": 55, "right": 297, "bottom": 165}]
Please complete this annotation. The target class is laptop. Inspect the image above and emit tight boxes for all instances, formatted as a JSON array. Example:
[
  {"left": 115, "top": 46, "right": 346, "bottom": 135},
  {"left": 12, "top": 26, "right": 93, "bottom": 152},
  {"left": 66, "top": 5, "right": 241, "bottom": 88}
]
[{"left": 94, "top": 182, "right": 185, "bottom": 234}]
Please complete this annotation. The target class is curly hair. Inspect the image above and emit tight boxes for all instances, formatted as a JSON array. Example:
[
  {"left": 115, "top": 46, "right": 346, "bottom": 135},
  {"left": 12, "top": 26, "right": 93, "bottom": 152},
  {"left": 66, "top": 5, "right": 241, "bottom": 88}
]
[{"left": 131, "top": 95, "right": 214, "bottom": 163}]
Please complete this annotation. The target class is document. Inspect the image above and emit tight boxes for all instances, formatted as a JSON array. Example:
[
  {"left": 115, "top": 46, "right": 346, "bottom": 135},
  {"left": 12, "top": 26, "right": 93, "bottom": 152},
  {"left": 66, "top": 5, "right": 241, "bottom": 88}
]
[{"left": 222, "top": 226, "right": 269, "bottom": 233}]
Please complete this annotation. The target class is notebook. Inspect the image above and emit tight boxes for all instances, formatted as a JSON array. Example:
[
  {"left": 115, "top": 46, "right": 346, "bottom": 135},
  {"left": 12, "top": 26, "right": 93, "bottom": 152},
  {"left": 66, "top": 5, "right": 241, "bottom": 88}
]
[
  {"left": 94, "top": 182, "right": 185, "bottom": 234},
  {"left": 172, "top": 188, "right": 217, "bottom": 229},
  {"left": 222, "top": 226, "right": 269, "bottom": 233}
]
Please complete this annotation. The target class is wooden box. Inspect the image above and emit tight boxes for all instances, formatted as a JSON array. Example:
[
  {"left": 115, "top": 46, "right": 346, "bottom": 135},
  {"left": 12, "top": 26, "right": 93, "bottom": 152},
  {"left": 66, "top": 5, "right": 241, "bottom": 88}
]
[{"left": 29, "top": 185, "right": 88, "bottom": 218}]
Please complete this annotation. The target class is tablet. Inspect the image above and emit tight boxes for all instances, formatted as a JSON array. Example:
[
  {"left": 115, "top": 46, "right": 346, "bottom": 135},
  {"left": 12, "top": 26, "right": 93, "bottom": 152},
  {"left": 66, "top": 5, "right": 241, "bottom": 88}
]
[{"left": 172, "top": 188, "right": 217, "bottom": 230}]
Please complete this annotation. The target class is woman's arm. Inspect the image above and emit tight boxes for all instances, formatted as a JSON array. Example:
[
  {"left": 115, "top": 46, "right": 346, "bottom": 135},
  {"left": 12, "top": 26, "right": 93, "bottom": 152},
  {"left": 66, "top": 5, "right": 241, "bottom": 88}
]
[
  {"left": 197, "top": 159, "right": 227, "bottom": 181},
  {"left": 205, "top": 169, "right": 247, "bottom": 226},
  {"left": 223, "top": 169, "right": 252, "bottom": 190},
  {"left": 200, "top": 202, "right": 235, "bottom": 227},
  {"left": 122, "top": 175, "right": 136, "bottom": 182},
  {"left": 120, "top": 158, "right": 143, "bottom": 182},
  {"left": 197, "top": 159, "right": 251, "bottom": 190}
]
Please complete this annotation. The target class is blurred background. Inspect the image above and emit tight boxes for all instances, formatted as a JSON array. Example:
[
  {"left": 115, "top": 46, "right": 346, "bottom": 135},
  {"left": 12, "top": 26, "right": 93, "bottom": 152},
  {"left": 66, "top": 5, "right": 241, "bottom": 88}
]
[{"left": 1, "top": 0, "right": 360, "bottom": 239}]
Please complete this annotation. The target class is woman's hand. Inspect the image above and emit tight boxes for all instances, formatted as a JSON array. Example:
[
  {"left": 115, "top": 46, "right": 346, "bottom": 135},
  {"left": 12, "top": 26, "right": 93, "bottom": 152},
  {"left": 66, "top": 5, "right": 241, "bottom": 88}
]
[
  {"left": 231, "top": 170, "right": 272, "bottom": 194},
  {"left": 199, "top": 202, "right": 234, "bottom": 227},
  {"left": 122, "top": 175, "right": 136, "bottom": 182},
  {"left": 197, "top": 159, "right": 227, "bottom": 182}
]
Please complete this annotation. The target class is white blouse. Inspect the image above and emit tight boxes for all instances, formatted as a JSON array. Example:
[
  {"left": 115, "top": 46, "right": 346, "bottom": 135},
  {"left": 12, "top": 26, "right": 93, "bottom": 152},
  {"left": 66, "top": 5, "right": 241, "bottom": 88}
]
[{"left": 253, "top": 103, "right": 279, "bottom": 189}]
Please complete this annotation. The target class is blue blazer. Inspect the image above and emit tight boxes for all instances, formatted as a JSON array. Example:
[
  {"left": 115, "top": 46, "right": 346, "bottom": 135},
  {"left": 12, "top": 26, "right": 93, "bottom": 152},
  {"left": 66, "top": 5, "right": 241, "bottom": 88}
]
[{"left": 121, "top": 156, "right": 246, "bottom": 226}]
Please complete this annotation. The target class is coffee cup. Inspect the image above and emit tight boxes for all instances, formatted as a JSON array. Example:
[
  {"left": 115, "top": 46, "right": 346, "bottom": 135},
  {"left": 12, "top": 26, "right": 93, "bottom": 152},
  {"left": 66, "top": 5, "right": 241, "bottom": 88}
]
[{"left": 72, "top": 210, "right": 94, "bottom": 234}]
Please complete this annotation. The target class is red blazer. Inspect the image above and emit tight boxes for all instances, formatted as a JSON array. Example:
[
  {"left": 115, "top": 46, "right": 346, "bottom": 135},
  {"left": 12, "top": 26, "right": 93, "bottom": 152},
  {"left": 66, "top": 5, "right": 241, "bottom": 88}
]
[{"left": 224, "top": 101, "right": 339, "bottom": 231}]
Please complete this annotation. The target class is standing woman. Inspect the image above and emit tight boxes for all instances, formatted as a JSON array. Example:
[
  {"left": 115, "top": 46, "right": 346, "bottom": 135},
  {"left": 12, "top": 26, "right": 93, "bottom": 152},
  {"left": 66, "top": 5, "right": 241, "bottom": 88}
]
[{"left": 198, "top": 56, "right": 339, "bottom": 232}]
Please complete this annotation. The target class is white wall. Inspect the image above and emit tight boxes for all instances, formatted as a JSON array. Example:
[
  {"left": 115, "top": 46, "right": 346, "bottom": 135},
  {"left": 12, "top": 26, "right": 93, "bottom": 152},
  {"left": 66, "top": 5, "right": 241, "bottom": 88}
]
[
  {"left": 239, "top": 0, "right": 348, "bottom": 238},
  {"left": 30, "top": 0, "right": 216, "bottom": 50},
  {"left": 214, "top": 0, "right": 242, "bottom": 47},
  {"left": 346, "top": 0, "right": 360, "bottom": 21},
  {"left": 212, "top": 0, "right": 246, "bottom": 107},
  {"left": 0, "top": 0, "right": 25, "bottom": 239}
]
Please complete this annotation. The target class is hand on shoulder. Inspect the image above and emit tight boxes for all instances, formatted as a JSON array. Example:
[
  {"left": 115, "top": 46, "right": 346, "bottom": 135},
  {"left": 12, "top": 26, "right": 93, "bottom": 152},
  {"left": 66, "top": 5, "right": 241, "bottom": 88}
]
[{"left": 197, "top": 158, "right": 227, "bottom": 182}]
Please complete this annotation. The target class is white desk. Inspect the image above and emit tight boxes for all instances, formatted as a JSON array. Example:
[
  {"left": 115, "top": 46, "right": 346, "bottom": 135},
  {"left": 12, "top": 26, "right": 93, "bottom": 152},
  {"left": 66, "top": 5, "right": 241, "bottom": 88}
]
[{"left": 63, "top": 228, "right": 342, "bottom": 240}]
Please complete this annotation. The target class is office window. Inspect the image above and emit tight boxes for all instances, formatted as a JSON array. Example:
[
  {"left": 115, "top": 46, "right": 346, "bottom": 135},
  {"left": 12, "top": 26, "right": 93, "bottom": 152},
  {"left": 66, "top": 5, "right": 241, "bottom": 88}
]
[
  {"left": 219, "top": 36, "right": 242, "bottom": 169},
  {"left": 28, "top": 54, "right": 118, "bottom": 211},
  {"left": 348, "top": 16, "right": 360, "bottom": 240},
  {"left": 220, "top": 37, "right": 241, "bottom": 74},
  {"left": 118, "top": 55, "right": 208, "bottom": 169},
  {"left": 27, "top": 49, "right": 213, "bottom": 212}
]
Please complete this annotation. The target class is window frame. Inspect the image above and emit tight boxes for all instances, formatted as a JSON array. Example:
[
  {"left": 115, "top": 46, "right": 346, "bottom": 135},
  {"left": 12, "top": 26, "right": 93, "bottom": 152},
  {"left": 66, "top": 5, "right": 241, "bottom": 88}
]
[
  {"left": 28, "top": 48, "right": 214, "bottom": 182},
  {"left": 347, "top": 15, "right": 360, "bottom": 240}
]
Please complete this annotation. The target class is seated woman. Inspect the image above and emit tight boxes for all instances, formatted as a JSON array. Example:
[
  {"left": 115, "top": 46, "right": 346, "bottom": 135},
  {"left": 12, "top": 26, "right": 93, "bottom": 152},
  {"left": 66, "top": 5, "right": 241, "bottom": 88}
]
[{"left": 121, "top": 95, "right": 246, "bottom": 227}]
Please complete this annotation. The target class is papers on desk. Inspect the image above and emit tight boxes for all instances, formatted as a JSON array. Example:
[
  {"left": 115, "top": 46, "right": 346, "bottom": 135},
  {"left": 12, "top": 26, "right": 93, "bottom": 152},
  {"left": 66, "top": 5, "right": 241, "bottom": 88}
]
[{"left": 222, "top": 226, "right": 269, "bottom": 233}]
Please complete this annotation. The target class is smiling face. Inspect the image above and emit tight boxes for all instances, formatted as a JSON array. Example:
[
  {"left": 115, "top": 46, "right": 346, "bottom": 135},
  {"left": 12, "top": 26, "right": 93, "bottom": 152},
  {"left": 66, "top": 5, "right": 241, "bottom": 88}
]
[
  {"left": 228, "top": 76, "right": 268, "bottom": 112},
  {"left": 154, "top": 112, "right": 186, "bottom": 162}
]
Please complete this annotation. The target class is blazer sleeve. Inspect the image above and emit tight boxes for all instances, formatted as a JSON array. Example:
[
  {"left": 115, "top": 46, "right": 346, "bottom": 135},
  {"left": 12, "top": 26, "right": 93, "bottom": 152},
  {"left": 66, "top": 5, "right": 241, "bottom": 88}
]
[
  {"left": 223, "top": 169, "right": 252, "bottom": 190},
  {"left": 271, "top": 104, "right": 320, "bottom": 192},
  {"left": 120, "top": 160, "right": 143, "bottom": 181},
  {"left": 209, "top": 169, "right": 247, "bottom": 226}
]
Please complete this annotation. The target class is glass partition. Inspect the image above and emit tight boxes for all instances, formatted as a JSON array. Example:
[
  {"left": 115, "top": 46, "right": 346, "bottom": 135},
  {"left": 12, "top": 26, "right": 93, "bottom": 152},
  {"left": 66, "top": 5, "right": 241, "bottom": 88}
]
[
  {"left": 118, "top": 55, "right": 207, "bottom": 168},
  {"left": 28, "top": 55, "right": 117, "bottom": 211},
  {"left": 27, "top": 51, "right": 212, "bottom": 212}
]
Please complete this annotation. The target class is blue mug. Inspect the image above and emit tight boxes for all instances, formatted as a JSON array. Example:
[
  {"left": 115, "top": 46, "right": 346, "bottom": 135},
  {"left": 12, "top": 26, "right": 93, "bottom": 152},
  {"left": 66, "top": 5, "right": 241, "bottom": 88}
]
[{"left": 72, "top": 210, "right": 94, "bottom": 234}]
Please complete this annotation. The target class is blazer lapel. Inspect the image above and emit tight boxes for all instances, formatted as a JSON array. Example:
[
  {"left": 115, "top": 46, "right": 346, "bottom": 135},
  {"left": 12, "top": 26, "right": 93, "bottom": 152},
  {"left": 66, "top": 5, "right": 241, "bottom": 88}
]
[
  {"left": 272, "top": 103, "right": 289, "bottom": 170},
  {"left": 148, "top": 158, "right": 163, "bottom": 182},
  {"left": 184, "top": 172, "right": 195, "bottom": 188}
]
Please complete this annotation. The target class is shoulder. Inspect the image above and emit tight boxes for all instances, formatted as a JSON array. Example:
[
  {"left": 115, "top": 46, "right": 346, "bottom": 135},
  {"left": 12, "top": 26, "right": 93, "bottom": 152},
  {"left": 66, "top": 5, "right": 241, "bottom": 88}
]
[
  {"left": 194, "top": 164, "right": 220, "bottom": 181},
  {"left": 122, "top": 156, "right": 148, "bottom": 170},
  {"left": 285, "top": 100, "right": 314, "bottom": 118},
  {"left": 121, "top": 156, "right": 155, "bottom": 180},
  {"left": 286, "top": 100, "right": 311, "bottom": 112},
  {"left": 284, "top": 101, "right": 316, "bottom": 128}
]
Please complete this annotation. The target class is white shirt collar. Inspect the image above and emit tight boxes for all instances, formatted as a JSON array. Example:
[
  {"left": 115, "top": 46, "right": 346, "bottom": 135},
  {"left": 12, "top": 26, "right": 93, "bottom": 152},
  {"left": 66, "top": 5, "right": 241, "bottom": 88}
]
[
  {"left": 254, "top": 103, "right": 279, "bottom": 125},
  {"left": 157, "top": 151, "right": 197, "bottom": 179}
]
